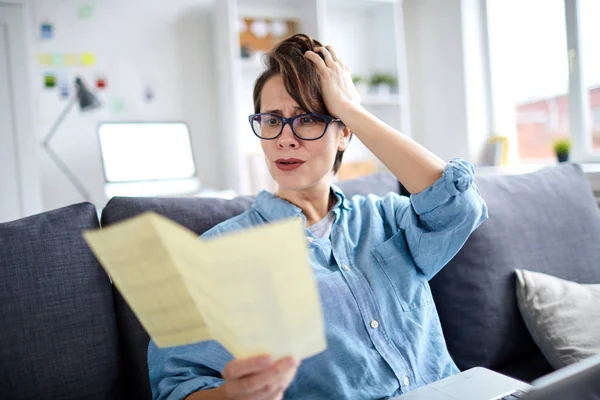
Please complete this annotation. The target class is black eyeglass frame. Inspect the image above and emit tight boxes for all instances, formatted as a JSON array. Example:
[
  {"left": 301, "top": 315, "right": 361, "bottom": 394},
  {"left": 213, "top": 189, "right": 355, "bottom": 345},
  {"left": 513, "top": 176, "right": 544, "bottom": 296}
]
[{"left": 248, "top": 112, "right": 342, "bottom": 141}]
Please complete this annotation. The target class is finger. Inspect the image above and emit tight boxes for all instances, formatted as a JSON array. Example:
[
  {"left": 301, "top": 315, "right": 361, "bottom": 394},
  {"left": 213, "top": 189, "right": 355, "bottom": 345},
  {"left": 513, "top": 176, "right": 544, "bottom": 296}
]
[
  {"left": 256, "top": 383, "right": 285, "bottom": 400},
  {"left": 325, "top": 45, "right": 343, "bottom": 65},
  {"left": 304, "top": 50, "right": 327, "bottom": 73},
  {"left": 235, "top": 382, "right": 282, "bottom": 400},
  {"left": 223, "top": 354, "right": 272, "bottom": 380},
  {"left": 267, "top": 387, "right": 285, "bottom": 400},
  {"left": 314, "top": 46, "right": 336, "bottom": 68},
  {"left": 278, "top": 359, "right": 300, "bottom": 389},
  {"left": 227, "top": 357, "right": 298, "bottom": 396}
]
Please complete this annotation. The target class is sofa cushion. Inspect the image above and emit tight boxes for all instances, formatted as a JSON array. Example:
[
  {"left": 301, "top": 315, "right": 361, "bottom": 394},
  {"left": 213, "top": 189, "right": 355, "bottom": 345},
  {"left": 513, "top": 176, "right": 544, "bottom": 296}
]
[
  {"left": 0, "top": 203, "right": 120, "bottom": 400},
  {"left": 429, "top": 163, "right": 600, "bottom": 380},
  {"left": 515, "top": 269, "right": 600, "bottom": 369},
  {"left": 336, "top": 172, "right": 402, "bottom": 198}
]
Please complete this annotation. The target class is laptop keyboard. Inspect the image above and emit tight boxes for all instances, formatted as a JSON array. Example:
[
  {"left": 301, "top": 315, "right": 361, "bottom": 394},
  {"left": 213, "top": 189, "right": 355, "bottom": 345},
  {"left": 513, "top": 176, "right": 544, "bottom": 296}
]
[{"left": 494, "top": 390, "right": 529, "bottom": 400}]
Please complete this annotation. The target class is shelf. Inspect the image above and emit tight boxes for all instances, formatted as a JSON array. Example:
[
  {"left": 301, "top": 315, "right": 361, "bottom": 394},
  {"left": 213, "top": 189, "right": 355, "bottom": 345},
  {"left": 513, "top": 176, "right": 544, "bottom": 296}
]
[
  {"left": 240, "top": 57, "right": 264, "bottom": 69},
  {"left": 361, "top": 94, "right": 401, "bottom": 106}
]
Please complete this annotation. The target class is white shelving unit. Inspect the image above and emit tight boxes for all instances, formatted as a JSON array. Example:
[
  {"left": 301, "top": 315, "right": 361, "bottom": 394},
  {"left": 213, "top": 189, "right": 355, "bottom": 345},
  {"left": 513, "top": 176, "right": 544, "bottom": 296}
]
[{"left": 213, "top": 0, "right": 410, "bottom": 194}]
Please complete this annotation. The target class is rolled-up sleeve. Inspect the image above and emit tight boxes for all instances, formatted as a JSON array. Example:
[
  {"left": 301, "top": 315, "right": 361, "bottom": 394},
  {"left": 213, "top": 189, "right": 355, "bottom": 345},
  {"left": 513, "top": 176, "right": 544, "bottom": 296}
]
[
  {"left": 148, "top": 339, "right": 231, "bottom": 400},
  {"left": 397, "top": 158, "right": 488, "bottom": 279}
]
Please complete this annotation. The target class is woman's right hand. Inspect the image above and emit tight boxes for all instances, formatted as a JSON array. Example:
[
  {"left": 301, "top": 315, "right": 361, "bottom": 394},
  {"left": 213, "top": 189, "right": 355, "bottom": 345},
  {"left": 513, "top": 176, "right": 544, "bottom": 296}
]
[{"left": 220, "top": 354, "right": 300, "bottom": 400}]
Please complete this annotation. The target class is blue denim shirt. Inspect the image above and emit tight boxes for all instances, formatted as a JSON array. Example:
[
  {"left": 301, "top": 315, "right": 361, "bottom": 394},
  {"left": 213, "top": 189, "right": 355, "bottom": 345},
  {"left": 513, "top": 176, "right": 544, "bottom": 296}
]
[{"left": 148, "top": 158, "right": 488, "bottom": 400}]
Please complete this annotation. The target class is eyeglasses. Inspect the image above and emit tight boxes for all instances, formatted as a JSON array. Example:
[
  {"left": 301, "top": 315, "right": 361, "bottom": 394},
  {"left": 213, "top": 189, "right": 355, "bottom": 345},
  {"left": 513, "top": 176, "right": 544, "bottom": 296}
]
[{"left": 248, "top": 113, "right": 342, "bottom": 141}]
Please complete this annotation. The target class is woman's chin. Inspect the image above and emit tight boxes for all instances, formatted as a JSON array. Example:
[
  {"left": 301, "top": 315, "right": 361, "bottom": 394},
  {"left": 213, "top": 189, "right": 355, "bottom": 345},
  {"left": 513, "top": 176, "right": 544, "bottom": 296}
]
[{"left": 272, "top": 173, "right": 308, "bottom": 192}]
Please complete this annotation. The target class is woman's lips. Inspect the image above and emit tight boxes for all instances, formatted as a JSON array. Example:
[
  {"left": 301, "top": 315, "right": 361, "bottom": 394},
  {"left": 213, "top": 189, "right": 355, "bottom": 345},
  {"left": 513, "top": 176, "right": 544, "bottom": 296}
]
[{"left": 275, "top": 158, "right": 305, "bottom": 171}]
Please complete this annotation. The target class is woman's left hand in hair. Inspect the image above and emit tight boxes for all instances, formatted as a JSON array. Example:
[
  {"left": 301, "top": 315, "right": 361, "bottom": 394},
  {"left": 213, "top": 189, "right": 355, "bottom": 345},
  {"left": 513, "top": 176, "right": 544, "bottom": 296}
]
[{"left": 304, "top": 46, "right": 362, "bottom": 119}]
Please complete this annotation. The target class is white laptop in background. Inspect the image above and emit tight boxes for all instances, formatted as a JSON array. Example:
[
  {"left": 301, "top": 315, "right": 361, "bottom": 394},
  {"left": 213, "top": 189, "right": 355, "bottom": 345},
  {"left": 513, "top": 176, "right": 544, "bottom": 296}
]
[
  {"left": 394, "top": 353, "right": 600, "bottom": 400},
  {"left": 98, "top": 122, "right": 201, "bottom": 198}
]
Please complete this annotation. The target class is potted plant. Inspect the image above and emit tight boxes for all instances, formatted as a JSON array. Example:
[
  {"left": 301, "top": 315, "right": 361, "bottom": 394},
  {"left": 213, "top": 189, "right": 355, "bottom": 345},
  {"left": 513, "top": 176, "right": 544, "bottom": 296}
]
[
  {"left": 553, "top": 138, "right": 572, "bottom": 163},
  {"left": 352, "top": 75, "right": 368, "bottom": 97},
  {"left": 370, "top": 72, "right": 397, "bottom": 96}
]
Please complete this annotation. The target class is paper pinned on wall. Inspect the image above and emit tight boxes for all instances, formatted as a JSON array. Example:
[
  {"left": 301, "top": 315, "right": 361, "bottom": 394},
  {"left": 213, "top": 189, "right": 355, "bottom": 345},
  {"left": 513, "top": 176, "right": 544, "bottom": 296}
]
[
  {"left": 51, "top": 54, "right": 64, "bottom": 66},
  {"left": 81, "top": 52, "right": 96, "bottom": 67},
  {"left": 40, "top": 22, "right": 53, "bottom": 40},
  {"left": 64, "top": 54, "right": 78, "bottom": 66},
  {"left": 96, "top": 76, "right": 107, "bottom": 90},
  {"left": 78, "top": 5, "right": 95, "bottom": 19},
  {"left": 83, "top": 212, "right": 326, "bottom": 359},
  {"left": 112, "top": 98, "right": 126, "bottom": 113},
  {"left": 37, "top": 53, "right": 52, "bottom": 66},
  {"left": 44, "top": 73, "right": 57, "bottom": 89},
  {"left": 59, "top": 74, "right": 70, "bottom": 99},
  {"left": 144, "top": 85, "right": 155, "bottom": 102}
]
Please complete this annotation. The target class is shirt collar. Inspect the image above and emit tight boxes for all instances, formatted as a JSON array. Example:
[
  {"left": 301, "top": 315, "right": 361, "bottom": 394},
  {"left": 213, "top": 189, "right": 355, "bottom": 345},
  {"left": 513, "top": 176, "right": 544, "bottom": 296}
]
[
  {"left": 253, "top": 185, "right": 351, "bottom": 223},
  {"left": 331, "top": 184, "right": 352, "bottom": 211}
]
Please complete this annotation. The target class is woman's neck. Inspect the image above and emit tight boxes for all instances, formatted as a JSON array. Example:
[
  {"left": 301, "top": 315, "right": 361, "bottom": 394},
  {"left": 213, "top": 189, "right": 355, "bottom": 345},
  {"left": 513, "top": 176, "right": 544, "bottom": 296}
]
[{"left": 276, "top": 181, "right": 335, "bottom": 227}]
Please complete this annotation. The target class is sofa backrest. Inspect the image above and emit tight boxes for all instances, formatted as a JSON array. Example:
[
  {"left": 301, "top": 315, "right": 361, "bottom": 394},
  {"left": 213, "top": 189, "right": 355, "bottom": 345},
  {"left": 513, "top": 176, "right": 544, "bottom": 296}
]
[
  {"left": 0, "top": 203, "right": 120, "bottom": 400},
  {"left": 100, "top": 173, "right": 401, "bottom": 399},
  {"left": 429, "top": 163, "right": 600, "bottom": 380}
]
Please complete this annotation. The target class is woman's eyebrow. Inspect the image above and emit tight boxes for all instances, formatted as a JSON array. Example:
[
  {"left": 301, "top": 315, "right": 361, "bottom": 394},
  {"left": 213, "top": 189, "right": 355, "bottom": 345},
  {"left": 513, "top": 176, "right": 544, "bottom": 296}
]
[{"left": 263, "top": 106, "right": 304, "bottom": 115}]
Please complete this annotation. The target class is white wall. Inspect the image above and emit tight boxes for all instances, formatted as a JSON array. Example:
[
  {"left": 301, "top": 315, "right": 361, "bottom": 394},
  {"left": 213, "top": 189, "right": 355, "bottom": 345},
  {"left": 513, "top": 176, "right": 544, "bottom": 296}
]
[
  {"left": 28, "top": 0, "right": 219, "bottom": 211},
  {"left": 461, "top": 0, "right": 492, "bottom": 164},
  {"left": 403, "top": 0, "right": 491, "bottom": 163},
  {"left": 0, "top": 2, "right": 43, "bottom": 222}
]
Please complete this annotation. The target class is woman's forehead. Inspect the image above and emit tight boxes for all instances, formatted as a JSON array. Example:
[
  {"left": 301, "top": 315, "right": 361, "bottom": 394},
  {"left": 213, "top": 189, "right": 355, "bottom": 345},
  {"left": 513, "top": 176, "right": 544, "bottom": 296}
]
[{"left": 261, "top": 76, "right": 298, "bottom": 108}]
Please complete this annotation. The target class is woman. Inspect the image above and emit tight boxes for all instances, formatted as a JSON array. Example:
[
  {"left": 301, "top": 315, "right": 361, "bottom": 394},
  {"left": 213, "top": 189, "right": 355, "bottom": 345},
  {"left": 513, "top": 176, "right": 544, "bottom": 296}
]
[{"left": 148, "top": 34, "right": 488, "bottom": 400}]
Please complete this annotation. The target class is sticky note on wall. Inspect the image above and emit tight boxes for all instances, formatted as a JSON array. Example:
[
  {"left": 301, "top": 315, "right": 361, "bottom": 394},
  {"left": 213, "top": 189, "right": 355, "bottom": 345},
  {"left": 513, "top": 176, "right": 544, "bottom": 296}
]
[
  {"left": 44, "top": 73, "right": 56, "bottom": 89},
  {"left": 78, "top": 5, "right": 95, "bottom": 19},
  {"left": 64, "top": 54, "right": 78, "bottom": 66},
  {"left": 40, "top": 23, "right": 53, "bottom": 40},
  {"left": 59, "top": 74, "right": 70, "bottom": 98},
  {"left": 81, "top": 52, "right": 96, "bottom": 67},
  {"left": 37, "top": 54, "right": 52, "bottom": 65},
  {"left": 51, "top": 54, "right": 64, "bottom": 66}
]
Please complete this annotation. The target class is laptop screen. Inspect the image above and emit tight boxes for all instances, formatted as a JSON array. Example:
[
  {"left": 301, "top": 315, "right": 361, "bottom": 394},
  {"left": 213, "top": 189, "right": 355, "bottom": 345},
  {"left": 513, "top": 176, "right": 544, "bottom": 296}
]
[{"left": 98, "top": 122, "right": 197, "bottom": 183}]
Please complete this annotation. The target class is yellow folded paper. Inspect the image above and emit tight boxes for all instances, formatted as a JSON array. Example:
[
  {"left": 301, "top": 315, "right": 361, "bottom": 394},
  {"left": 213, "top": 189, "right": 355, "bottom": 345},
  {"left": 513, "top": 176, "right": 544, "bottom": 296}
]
[{"left": 83, "top": 212, "right": 326, "bottom": 360}]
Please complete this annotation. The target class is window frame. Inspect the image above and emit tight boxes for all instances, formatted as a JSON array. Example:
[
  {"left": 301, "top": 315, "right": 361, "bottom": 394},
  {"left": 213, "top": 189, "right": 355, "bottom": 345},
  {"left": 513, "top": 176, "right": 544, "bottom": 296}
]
[{"left": 485, "top": 0, "right": 600, "bottom": 164}]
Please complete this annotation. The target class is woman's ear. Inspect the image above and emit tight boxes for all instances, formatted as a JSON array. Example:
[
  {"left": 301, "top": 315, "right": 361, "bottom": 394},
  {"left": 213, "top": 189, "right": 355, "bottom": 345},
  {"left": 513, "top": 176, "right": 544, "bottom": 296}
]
[{"left": 338, "top": 126, "right": 352, "bottom": 152}]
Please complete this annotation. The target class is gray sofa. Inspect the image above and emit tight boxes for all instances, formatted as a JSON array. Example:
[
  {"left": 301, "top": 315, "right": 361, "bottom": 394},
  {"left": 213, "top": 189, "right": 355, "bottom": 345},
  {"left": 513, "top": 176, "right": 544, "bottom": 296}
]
[{"left": 2, "top": 163, "right": 600, "bottom": 400}]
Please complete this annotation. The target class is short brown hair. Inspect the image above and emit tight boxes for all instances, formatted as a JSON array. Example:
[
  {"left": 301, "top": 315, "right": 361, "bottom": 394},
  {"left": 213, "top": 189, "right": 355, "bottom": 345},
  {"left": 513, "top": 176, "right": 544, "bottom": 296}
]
[{"left": 253, "top": 34, "right": 348, "bottom": 174}]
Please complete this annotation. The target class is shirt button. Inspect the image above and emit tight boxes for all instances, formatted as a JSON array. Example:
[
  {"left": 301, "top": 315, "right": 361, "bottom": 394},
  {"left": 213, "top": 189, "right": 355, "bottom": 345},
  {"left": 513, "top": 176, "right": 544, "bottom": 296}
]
[
  {"left": 370, "top": 320, "right": 379, "bottom": 329},
  {"left": 306, "top": 237, "right": 314, "bottom": 243},
  {"left": 403, "top": 376, "right": 410, "bottom": 386},
  {"left": 343, "top": 265, "right": 350, "bottom": 271}
]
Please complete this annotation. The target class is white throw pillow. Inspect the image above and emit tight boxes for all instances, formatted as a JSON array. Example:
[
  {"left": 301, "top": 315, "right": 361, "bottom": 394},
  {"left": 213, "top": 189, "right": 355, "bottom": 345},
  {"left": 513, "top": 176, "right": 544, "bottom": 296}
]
[{"left": 515, "top": 269, "right": 600, "bottom": 369}]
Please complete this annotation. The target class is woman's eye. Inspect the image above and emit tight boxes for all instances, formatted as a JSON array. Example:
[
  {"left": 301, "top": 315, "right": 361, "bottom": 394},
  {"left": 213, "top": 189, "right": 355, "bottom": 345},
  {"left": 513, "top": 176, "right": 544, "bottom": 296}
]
[
  {"left": 265, "top": 118, "right": 280, "bottom": 126},
  {"left": 300, "top": 116, "right": 315, "bottom": 124}
]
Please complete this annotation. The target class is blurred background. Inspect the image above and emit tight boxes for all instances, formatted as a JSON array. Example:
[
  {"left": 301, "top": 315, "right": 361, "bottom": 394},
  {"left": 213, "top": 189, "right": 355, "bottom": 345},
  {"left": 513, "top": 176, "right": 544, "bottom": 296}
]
[{"left": 1, "top": 0, "right": 599, "bottom": 222}]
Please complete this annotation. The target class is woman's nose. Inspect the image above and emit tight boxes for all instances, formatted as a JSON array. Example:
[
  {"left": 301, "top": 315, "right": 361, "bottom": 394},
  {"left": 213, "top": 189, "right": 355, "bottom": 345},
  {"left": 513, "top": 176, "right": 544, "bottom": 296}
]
[{"left": 277, "top": 123, "right": 299, "bottom": 149}]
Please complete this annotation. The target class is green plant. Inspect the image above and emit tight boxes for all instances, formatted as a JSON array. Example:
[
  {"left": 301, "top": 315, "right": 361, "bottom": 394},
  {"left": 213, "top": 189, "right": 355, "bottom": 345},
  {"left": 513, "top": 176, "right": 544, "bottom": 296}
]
[
  {"left": 553, "top": 138, "right": 572, "bottom": 156},
  {"left": 370, "top": 72, "right": 397, "bottom": 87},
  {"left": 352, "top": 75, "right": 365, "bottom": 84}
]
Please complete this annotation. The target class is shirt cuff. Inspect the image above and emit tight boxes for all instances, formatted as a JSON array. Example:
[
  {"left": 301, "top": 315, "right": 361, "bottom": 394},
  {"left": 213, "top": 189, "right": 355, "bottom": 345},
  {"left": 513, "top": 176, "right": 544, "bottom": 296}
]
[
  {"left": 410, "top": 158, "right": 475, "bottom": 215},
  {"left": 166, "top": 377, "right": 224, "bottom": 400}
]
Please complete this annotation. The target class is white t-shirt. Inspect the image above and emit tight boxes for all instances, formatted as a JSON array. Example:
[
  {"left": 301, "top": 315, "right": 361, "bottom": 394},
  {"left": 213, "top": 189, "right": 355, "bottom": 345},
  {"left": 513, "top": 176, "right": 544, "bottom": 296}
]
[{"left": 307, "top": 211, "right": 335, "bottom": 239}]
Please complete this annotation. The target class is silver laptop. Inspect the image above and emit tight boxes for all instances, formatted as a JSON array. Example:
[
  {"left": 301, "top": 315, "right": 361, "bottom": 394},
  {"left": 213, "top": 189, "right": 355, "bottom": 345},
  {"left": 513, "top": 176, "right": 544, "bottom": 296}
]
[{"left": 394, "top": 353, "right": 600, "bottom": 400}]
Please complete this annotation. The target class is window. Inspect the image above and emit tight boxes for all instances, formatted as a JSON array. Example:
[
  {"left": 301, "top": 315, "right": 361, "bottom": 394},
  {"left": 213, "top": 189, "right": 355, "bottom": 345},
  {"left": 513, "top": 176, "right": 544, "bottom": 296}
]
[
  {"left": 487, "top": 0, "right": 571, "bottom": 161},
  {"left": 592, "top": 108, "right": 600, "bottom": 128},
  {"left": 580, "top": 0, "right": 600, "bottom": 150},
  {"left": 487, "top": 0, "right": 600, "bottom": 162}
]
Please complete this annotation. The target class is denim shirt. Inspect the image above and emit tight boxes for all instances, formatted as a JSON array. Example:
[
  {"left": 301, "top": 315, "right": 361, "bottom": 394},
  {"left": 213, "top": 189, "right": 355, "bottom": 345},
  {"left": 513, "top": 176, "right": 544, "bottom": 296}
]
[{"left": 148, "top": 158, "right": 489, "bottom": 400}]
